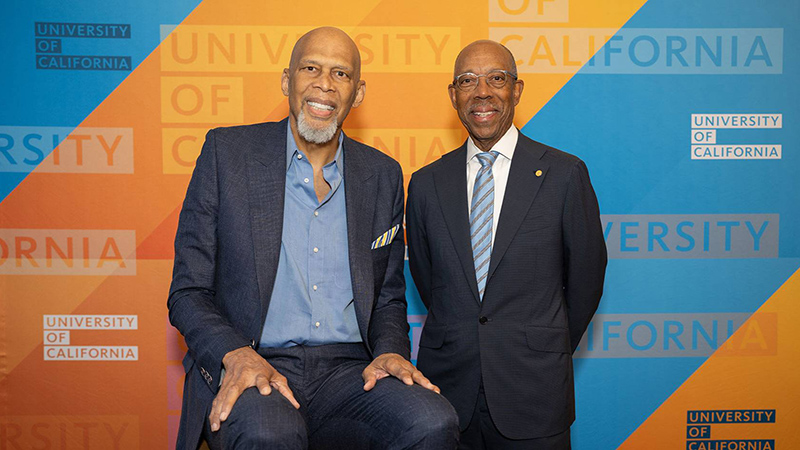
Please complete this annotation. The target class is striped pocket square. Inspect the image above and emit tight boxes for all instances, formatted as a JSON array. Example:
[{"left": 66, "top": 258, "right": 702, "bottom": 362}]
[{"left": 371, "top": 224, "right": 401, "bottom": 249}]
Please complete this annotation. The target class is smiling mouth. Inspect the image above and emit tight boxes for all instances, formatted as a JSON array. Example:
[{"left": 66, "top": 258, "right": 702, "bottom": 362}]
[
  {"left": 307, "top": 100, "right": 335, "bottom": 113},
  {"left": 470, "top": 110, "right": 499, "bottom": 122}
]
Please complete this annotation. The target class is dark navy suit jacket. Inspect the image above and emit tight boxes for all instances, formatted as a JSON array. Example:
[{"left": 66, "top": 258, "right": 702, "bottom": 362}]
[
  {"left": 168, "top": 119, "right": 410, "bottom": 449},
  {"left": 407, "top": 132, "right": 607, "bottom": 439}
]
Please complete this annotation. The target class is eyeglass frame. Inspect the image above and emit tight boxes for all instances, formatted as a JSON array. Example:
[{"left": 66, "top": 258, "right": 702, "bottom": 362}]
[{"left": 450, "top": 70, "right": 519, "bottom": 91}]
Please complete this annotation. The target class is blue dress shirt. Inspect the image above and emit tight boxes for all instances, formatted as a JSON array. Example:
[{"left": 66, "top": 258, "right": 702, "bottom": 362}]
[{"left": 259, "top": 124, "right": 361, "bottom": 348}]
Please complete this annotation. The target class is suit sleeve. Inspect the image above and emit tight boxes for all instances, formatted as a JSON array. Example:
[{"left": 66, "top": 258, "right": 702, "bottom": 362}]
[
  {"left": 167, "top": 129, "right": 251, "bottom": 392},
  {"left": 406, "top": 173, "right": 433, "bottom": 308},
  {"left": 562, "top": 159, "right": 607, "bottom": 353},
  {"left": 368, "top": 164, "right": 411, "bottom": 360}
]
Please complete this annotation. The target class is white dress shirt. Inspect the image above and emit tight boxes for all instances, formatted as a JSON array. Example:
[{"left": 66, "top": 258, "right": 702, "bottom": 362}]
[{"left": 466, "top": 125, "right": 518, "bottom": 248}]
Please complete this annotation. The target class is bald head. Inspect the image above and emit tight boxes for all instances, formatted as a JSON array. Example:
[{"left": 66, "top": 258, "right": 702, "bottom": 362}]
[
  {"left": 453, "top": 40, "right": 517, "bottom": 79},
  {"left": 290, "top": 27, "right": 362, "bottom": 81}
]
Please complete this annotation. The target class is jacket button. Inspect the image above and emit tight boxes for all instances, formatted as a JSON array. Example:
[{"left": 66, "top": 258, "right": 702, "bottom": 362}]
[{"left": 479, "top": 316, "right": 488, "bottom": 324}]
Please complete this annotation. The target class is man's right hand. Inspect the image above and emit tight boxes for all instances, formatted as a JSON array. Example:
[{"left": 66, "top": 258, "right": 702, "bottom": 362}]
[{"left": 208, "top": 346, "right": 300, "bottom": 432}]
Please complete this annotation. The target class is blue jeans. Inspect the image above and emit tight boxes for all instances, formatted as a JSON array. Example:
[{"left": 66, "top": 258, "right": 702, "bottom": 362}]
[{"left": 203, "top": 343, "right": 459, "bottom": 449}]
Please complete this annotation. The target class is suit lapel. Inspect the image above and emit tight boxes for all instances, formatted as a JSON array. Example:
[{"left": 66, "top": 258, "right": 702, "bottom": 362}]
[
  {"left": 433, "top": 143, "right": 481, "bottom": 305},
  {"left": 487, "top": 134, "right": 549, "bottom": 281},
  {"left": 248, "top": 120, "right": 287, "bottom": 329},
  {"left": 343, "top": 136, "right": 377, "bottom": 343}
]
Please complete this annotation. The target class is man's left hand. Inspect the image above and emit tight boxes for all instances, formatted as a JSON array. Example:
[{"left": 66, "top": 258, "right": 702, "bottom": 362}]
[{"left": 362, "top": 353, "right": 440, "bottom": 393}]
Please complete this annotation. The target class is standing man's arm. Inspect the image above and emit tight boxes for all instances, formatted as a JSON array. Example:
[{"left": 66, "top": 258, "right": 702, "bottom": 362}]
[
  {"left": 562, "top": 159, "right": 608, "bottom": 353},
  {"left": 406, "top": 173, "right": 433, "bottom": 308},
  {"left": 362, "top": 165, "right": 439, "bottom": 393},
  {"left": 168, "top": 130, "right": 299, "bottom": 433}
]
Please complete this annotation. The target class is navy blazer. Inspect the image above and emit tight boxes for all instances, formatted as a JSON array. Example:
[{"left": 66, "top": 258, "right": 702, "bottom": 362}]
[
  {"left": 407, "top": 132, "right": 607, "bottom": 439},
  {"left": 168, "top": 119, "right": 410, "bottom": 449}
]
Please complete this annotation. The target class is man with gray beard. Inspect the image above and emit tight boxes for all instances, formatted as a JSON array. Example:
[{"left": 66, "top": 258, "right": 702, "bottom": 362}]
[
  {"left": 297, "top": 108, "right": 338, "bottom": 144},
  {"left": 168, "top": 27, "right": 458, "bottom": 450}
]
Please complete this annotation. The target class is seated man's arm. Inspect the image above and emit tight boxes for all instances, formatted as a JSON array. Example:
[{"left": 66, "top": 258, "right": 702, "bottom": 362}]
[
  {"left": 406, "top": 172, "right": 433, "bottom": 308},
  {"left": 366, "top": 163, "right": 410, "bottom": 359},
  {"left": 168, "top": 129, "right": 298, "bottom": 432},
  {"left": 362, "top": 163, "right": 438, "bottom": 393},
  {"left": 168, "top": 129, "right": 251, "bottom": 384}
]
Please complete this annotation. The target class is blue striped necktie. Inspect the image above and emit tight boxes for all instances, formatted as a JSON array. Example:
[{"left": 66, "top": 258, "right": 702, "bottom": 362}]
[{"left": 470, "top": 150, "right": 499, "bottom": 300}]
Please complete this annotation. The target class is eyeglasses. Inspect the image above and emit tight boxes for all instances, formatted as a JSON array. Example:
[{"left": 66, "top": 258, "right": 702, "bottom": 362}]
[{"left": 452, "top": 70, "right": 518, "bottom": 91}]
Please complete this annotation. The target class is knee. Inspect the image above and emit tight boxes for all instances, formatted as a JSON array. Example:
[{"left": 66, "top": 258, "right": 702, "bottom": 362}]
[
  {"left": 414, "top": 395, "right": 459, "bottom": 437},
  {"left": 240, "top": 421, "right": 307, "bottom": 449},
  {"left": 398, "top": 392, "right": 459, "bottom": 447},
  {"left": 217, "top": 389, "right": 308, "bottom": 449}
]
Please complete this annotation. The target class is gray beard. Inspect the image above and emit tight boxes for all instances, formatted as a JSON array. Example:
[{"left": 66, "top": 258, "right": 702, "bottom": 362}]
[{"left": 297, "top": 109, "right": 339, "bottom": 144}]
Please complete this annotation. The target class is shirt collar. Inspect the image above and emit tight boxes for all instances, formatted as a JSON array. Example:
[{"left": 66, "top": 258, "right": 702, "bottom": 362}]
[
  {"left": 466, "top": 125, "right": 518, "bottom": 164},
  {"left": 286, "top": 120, "right": 345, "bottom": 172}
]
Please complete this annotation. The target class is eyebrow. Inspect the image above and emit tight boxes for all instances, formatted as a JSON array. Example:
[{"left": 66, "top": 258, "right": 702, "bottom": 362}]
[
  {"left": 298, "top": 59, "right": 353, "bottom": 72},
  {"left": 456, "top": 68, "right": 507, "bottom": 75}
]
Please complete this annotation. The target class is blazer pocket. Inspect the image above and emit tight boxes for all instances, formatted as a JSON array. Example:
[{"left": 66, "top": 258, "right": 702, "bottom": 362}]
[
  {"left": 516, "top": 222, "right": 557, "bottom": 236},
  {"left": 371, "top": 244, "right": 392, "bottom": 260},
  {"left": 526, "top": 325, "right": 571, "bottom": 353},
  {"left": 418, "top": 323, "right": 446, "bottom": 349},
  {"left": 370, "top": 246, "right": 391, "bottom": 279}
]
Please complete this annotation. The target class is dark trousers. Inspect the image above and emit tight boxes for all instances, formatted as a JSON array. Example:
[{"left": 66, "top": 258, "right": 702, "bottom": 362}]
[
  {"left": 458, "top": 383, "right": 570, "bottom": 450},
  {"left": 202, "top": 343, "right": 459, "bottom": 450}
]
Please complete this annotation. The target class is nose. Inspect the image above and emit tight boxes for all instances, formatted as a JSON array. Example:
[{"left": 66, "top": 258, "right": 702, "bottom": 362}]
[
  {"left": 473, "top": 76, "right": 492, "bottom": 98},
  {"left": 314, "top": 73, "right": 335, "bottom": 92}
]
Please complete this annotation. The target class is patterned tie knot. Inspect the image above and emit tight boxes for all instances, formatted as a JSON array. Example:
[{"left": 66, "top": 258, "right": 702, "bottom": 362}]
[{"left": 475, "top": 151, "right": 500, "bottom": 168}]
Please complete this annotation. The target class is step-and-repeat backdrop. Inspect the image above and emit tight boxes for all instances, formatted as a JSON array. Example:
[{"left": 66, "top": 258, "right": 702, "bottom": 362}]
[{"left": 1, "top": 0, "right": 797, "bottom": 448}]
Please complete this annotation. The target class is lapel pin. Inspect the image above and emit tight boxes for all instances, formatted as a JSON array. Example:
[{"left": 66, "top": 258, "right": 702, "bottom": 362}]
[{"left": 535, "top": 170, "right": 543, "bottom": 177}]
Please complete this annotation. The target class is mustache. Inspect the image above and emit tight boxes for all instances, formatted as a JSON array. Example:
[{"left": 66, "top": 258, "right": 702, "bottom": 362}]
[{"left": 468, "top": 101, "right": 499, "bottom": 112}]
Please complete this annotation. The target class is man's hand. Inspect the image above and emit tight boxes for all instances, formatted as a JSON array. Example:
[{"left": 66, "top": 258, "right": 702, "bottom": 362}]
[
  {"left": 362, "top": 353, "right": 440, "bottom": 393},
  {"left": 208, "top": 346, "right": 300, "bottom": 432}
]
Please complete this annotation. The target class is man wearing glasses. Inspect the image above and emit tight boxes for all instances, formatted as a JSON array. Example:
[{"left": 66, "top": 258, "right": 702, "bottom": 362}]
[{"left": 406, "top": 40, "right": 607, "bottom": 449}]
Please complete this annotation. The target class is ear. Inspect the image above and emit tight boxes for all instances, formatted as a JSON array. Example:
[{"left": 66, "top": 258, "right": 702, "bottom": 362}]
[
  {"left": 512, "top": 79, "right": 524, "bottom": 106},
  {"left": 351, "top": 80, "right": 366, "bottom": 108},
  {"left": 281, "top": 68, "right": 290, "bottom": 97},
  {"left": 448, "top": 84, "right": 458, "bottom": 110}
]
